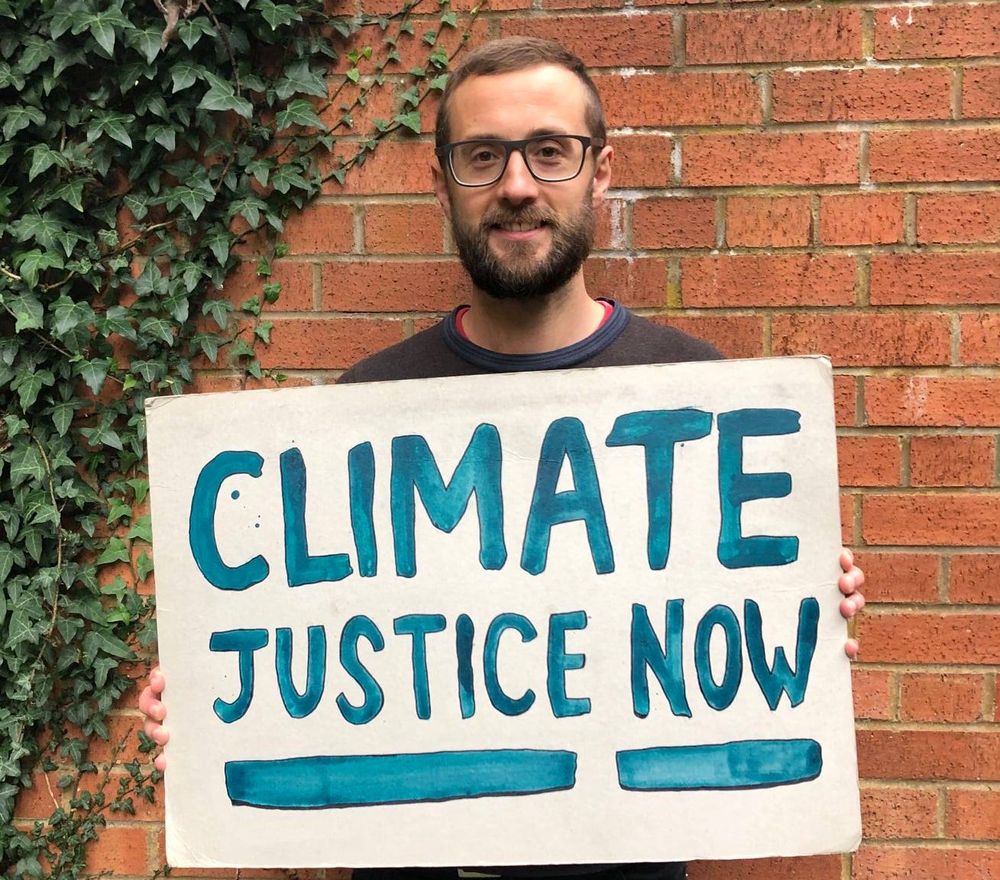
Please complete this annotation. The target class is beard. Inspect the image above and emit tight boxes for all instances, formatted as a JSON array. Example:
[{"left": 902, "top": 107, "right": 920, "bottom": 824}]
[{"left": 450, "top": 187, "right": 595, "bottom": 302}]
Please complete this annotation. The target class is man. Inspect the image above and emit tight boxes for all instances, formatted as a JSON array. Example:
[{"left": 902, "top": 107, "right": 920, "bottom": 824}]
[{"left": 140, "top": 35, "right": 865, "bottom": 880}]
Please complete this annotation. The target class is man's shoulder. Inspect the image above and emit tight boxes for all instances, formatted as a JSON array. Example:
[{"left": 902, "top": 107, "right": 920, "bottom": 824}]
[
  {"left": 591, "top": 312, "right": 725, "bottom": 366},
  {"left": 338, "top": 319, "right": 476, "bottom": 384}
]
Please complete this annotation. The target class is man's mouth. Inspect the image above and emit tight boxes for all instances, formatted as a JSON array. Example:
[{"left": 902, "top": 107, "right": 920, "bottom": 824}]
[{"left": 491, "top": 220, "right": 549, "bottom": 240}]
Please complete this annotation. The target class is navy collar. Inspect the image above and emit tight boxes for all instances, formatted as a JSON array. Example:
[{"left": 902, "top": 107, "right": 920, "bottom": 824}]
[{"left": 441, "top": 299, "right": 630, "bottom": 372}]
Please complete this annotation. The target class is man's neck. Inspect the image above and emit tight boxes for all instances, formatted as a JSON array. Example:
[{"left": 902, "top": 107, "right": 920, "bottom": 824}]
[{"left": 460, "top": 278, "right": 605, "bottom": 355}]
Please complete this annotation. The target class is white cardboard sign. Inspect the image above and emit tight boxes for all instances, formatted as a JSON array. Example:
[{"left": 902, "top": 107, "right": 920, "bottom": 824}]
[{"left": 146, "top": 356, "right": 861, "bottom": 868}]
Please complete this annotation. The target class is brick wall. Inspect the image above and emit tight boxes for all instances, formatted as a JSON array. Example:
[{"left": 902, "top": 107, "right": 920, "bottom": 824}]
[{"left": 16, "top": 1, "right": 1000, "bottom": 878}]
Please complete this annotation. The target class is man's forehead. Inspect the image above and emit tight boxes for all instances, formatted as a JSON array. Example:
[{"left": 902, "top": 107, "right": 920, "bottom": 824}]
[{"left": 446, "top": 64, "right": 589, "bottom": 139}]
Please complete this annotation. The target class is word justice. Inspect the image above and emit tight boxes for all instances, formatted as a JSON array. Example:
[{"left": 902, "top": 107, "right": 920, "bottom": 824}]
[
  {"left": 209, "top": 598, "right": 819, "bottom": 725},
  {"left": 189, "top": 408, "right": 804, "bottom": 589}
]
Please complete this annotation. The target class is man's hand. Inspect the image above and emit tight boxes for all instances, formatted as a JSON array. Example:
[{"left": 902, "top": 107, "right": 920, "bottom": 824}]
[
  {"left": 838, "top": 548, "right": 865, "bottom": 659},
  {"left": 139, "top": 666, "right": 168, "bottom": 771}
]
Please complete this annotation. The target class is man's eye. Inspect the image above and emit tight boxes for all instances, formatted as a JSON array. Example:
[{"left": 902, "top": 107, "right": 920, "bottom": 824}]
[{"left": 471, "top": 148, "right": 500, "bottom": 163}]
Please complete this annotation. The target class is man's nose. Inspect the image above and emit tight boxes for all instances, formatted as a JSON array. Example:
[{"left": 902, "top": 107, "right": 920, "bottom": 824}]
[{"left": 495, "top": 149, "right": 539, "bottom": 204}]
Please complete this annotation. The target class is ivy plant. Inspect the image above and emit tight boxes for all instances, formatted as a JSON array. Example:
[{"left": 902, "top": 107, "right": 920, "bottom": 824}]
[{"left": 0, "top": 0, "right": 480, "bottom": 874}]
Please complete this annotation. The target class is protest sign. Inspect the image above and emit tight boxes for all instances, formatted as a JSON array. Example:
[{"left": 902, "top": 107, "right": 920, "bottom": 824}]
[{"left": 146, "top": 356, "right": 861, "bottom": 868}]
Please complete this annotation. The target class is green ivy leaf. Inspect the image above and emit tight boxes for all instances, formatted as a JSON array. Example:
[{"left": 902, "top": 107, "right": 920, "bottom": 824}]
[
  {"left": 126, "top": 25, "right": 162, "bottom": 63},
  {"left": 145, "top": 124, "right": 176, "bottom": 151},
  {"left": 394, "top": 111, "right": 421, "bottom": 134},
  {"left": 77, "top": 358, "right": 110, "bottom": 394},
  {"left": 135, "top": 551, "right": 154, "bottom": 582},
  {"left": 170, "top": 61, "right": 203, "bottom": 93},
  {"left": 139, "top": 316, "right": 175, "bottom": 346},
  {"left": 1, "top": 104, "right": 45, "bottom": 139},
  {"left": 10, "top": 293, "right": 44, "bottom": 331},
  {"left": 202, "top": 298, "right": 234, "bottom": 330},
  {"left": 275, "top": 98, "right": 325, "bottom": 131},
  {"left": 254, "top": 321, "right": 273, "bottom": 343},
  {"left": 254, "top": 0, "right": 303, "bottom": 29},
  {"left": 176, "top": 17, "right": 215, "bottom": 50},
  {"left": 14, "top": 250, "right": 64, "bottom": 288},
  {"left": 275, "top": 58, "right": 328, "bottom": 100},
  {"left": 82, "top": 628, "right": 135, "bottom": 661},
  {"left": 86, "top": 110, "right": 135, "bottom": 148},
  {"left": 197, "top": 75, "right": 253, "bottom": 119},
  {"left": 10, "top": 444, "right": 45, "bottom": 488},
  {"left": 127, "top": 515, "right": 152, "bottom": 543},
  {"left": 134, "top": 259, "right": 169, "bottom": 297},
  {"left": 50, "top": 401, "right": 75, "bottom": 436}
]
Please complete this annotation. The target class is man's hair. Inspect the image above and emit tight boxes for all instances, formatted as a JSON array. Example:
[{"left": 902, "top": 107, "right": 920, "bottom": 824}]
[{"left": 434, "top": 37, "right": 607, "bottom": 148}]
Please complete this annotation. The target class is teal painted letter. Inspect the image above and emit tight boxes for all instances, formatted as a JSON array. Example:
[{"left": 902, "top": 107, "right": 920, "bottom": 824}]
[
  {"left": 522, "top": 417, "right": 613, "bottom": 576},
  {"left": 484, "top": 613, "right": 537, "bottom": 716},
  {"left": 337, "top": 615, "right": 385, "bottom": 725},
  {"left": 547, "top": 610, "right": 591, "bottom": 718},
  {"left": 718, "top": 409, "right": 801, "bottom": 569},
  {"left": 606, "top": 409, "right": 713, "bottom": 570},
  {"left": 394, "top": 613, "right": 447, "bottom": 720},
  {"left": 391, "top": 424, "right": 506, "bottom": 578},
  {"left": 745, "top": 597, "right": 819, "bottom": 710},
  {"left": 190, "top": 451, "right": 268, "bottom": 590},
  {"left": 631, "top": 601, "right": 691, "bottom": 718},
  {"left": 210, "top": 628, "right": 268, "bottom": 722},
  {"left": 281, "top": 447, "right": 353, "bottom": 587}
]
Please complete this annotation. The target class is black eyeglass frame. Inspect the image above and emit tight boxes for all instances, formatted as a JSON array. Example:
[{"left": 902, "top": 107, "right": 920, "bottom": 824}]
[{"left": 435, "top": 134, "right": 606, "bottom": 187}]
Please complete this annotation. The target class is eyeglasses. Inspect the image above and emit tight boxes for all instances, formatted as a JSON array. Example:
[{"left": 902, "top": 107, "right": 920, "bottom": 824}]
[{"left": 436, "top": 135, "right": 605, "bottom": 187}]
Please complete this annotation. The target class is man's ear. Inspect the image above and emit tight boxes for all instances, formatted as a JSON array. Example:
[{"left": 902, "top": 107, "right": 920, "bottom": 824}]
[
  {"left": 432, "top": 157, "right": 453, "bottom": 222},
  {"left": 591, "top": 144, "right": 613, "bottom": 209}
]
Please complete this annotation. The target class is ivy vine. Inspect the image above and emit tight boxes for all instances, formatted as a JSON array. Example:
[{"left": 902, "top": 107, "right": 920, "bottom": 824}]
[{"left": 0, "top": 0, "right": 480, "bottom": 874}]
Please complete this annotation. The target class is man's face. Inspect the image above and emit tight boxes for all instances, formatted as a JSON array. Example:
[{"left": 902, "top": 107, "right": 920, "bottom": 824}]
[{"left": 432, "top": 64, "right": 612, "bottom": 302}]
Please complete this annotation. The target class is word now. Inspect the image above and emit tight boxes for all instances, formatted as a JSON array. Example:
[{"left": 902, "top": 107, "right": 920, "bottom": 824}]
[
  {"left": 190, "top": 408, "right": 803, "bottom": 588},
  {"left": 209, "top": 597, "right": 818, "bottom": 724}
]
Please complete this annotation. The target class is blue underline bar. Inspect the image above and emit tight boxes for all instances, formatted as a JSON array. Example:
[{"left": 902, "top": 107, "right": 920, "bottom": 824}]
[
  {"left": 225, "top": 749, "right": 578, "bottom": 809},
  {"left": 617, "top": 739, "right": 822, "bottom": 791}
]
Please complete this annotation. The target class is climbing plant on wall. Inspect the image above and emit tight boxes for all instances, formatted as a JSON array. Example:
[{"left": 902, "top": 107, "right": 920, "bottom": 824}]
[{"left": 0, "top": 0, "right": 479, "bottom": 873}]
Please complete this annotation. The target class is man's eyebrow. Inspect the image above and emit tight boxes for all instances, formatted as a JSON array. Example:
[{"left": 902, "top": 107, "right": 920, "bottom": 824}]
[{"left": 459, "top": 128, "right": 572, "bottom": 141}]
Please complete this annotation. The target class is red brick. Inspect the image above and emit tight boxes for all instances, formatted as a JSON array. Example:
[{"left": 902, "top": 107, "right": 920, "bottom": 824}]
[
  {"left": 961, "top": 313, "right": 1000, "bottom": 365},
  {"left": 543, "top": 0, "right": 627, "bottom": 11},
  {"left": 852, "top": 668, "right": 893, "bottom": 721},
  {"left": 840, "top": 492, "right": 854, "bottom": 545},
  {"left": 772, "top": 313, "right": 950, "bottom": 367},
  {"left": 686, "top": 9, "right": 862, "bottom": 64},
  {"left": 633, "top": 198, "right": 716, "bottom": 249},
  {"left": 282, "top": 203, "right": 354, "bottom": 254},
  {"left": 963, "top": 66, "right": 1000, "bottom": 118},
  {"left": 683, "top": 133, "right": 859, "bottom": 187},
  {"left": 76, "top": 771, "right": 165, "bottom": 822},
  {"left": 855, "top": 846, "right": 1000, "bottom": 880},
  {"left": 320, "top": 77, "right": 400, "bottom": 134},
  {"left": 860, "top": 786, "right": 939, "bottom": 838},
  {"left": 865, "top": 376, "right": 1000, "bottom": 427},
  {"left": 870, "top": 129, "right": 1000, "bottom": 183},
  {"left": 687, "top": 856, "right": 841, "bottom": 880},
  {"left": 857, "top": 729, "right": 1000, "bottom": 781},
  {"left": 863, "top": 494, "right": 1000, "bottom": 547},
  {"left": 612, "top": 135, "right": 674, "bottom": 187},
  {"left": 88, "top": 713, "right": 147, "bottom": 765},
  {"left": 834, "top": 375, "right": 857, "bottom": 427},
  {"left": 500, "top": 15, "right": 672, "bottom": 67},
  {"left": 583, "top": 257, "right": 667, "bottom": 308},
  {"left": 726, "top": 196, "right": 810, "bottom": 248},
  {"left": 911, "top": 435, "right": 995, "bottom": 487},
  {"left": 321, "top": 260, "right": 468, "bottom": 312},
  {"left": 13, "top": 771, "right": 62, "bottom": 820},
  {"left": 682, "top": 255, "right": 856, "bottom": 307},
  {"left": 946, "top": 789, "right": 1000, "bottom": 839},
  {"left": 900, "top": 672, "right": 986, "bottom": 723},
  {"left": 871, "top": 254, "right": 1000, "bottom": 305},
  {"left": 595, "top": 73, "right": 760, "bottom": 128},
  {"left": 257, "top": 317, "right": 404, "bottom": 370},
  {"left": 856, "top": 611, "right": 1000, "bottom": 664},
  {"left": 820, "top": 193, "right": 904, "bottom": 246},
  {"left": 875, "top": 5, "right": 1000, "bottom": 59},
  {"left": 190, "top": 372, "right": 243, "bottom": 394},
  {"left": 917, "top": 192, "right": 1000, "bottom": 244},
  {"left": 851, "top": 551, "right": 939, "bottom": 603},
  {"left": 773, "top": 67, "right": 951, "bottom": 122},
  {"left": 651, "top": 315, "right": 764, "bottom": 359},
  {"left": 217, "top": 260, "right": 314, "bottom": 312},
  {"left": 837, "top": 435, "right": 901, "bottom": 487},
  {"left": 950, "top": 554, "right": 1000, "bottom": 604},
  {"left": 322, "top": 140, "right": 436, "bottom": 196},
  {"left": 364, "top": 204, "right": 444, "bottom": 254},
  {"left": 594, "top": 198, "right": 625, "bottom": 250},
  {"left": 84, "top": 825, "right": 149, "bottom": 875}
]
